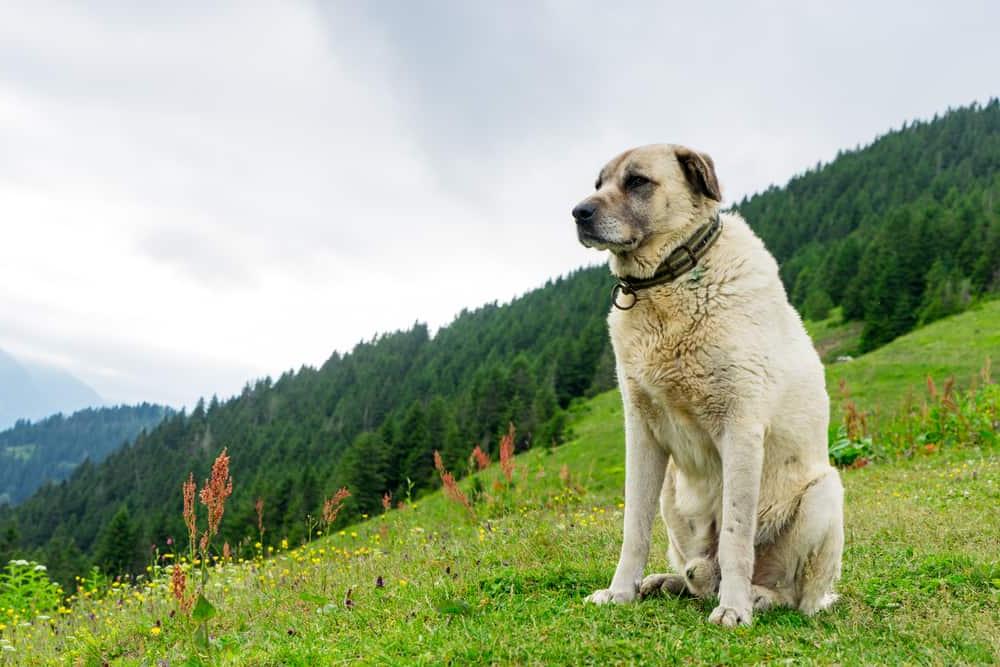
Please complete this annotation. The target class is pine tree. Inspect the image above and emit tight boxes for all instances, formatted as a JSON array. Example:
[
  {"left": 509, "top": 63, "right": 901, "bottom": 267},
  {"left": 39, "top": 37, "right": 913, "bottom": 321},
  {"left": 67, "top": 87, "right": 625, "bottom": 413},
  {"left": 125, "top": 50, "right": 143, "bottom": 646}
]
[{"left": 95, "top": 506, "right": 140, "bottom": 578}]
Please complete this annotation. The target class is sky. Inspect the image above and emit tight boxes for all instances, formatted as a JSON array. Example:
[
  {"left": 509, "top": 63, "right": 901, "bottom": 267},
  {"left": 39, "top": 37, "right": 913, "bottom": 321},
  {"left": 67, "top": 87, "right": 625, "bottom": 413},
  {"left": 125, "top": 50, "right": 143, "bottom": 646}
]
[{"left": 1, "top": 1, "right": 997, "bottom": 409}]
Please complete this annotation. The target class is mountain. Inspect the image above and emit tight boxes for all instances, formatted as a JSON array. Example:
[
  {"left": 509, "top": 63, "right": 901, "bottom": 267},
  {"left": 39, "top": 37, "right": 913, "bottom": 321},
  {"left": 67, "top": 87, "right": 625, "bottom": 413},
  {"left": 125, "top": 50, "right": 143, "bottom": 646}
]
[
  {"left": 0, "top": 348, "right": 104, "bottom": 429},
  {"left": 2, "top": 101, "right": 998, "bottom": 585},
  {"left": 0, "top": 403, "right": 172, "bottom": 506},
  {"left": 738, "top": 99, "right": 1000, "bottom": 350}
]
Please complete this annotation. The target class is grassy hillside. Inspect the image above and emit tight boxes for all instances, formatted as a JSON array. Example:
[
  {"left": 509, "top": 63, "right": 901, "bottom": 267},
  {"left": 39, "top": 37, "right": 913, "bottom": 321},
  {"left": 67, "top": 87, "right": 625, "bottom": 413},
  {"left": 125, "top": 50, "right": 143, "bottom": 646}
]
[
  {"left": 823, "top": 300, "right": 1000, "bottom": 420},
  {"left": 5, "top": 375, "right": 997, "bottom": 664}
]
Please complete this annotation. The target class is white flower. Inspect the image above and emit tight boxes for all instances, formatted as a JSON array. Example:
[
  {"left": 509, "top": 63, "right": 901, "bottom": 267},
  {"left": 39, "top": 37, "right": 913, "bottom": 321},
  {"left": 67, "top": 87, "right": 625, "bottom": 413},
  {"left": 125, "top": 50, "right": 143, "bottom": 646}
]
[
  {"left": 35, "top": 615, "right": 51, "bottom": 621},
  {"left": 33, "top": 564, "right": 47, "bottom": 572},
  {"left": 9, "top": 559, "right": 29, "bottom": 567}
]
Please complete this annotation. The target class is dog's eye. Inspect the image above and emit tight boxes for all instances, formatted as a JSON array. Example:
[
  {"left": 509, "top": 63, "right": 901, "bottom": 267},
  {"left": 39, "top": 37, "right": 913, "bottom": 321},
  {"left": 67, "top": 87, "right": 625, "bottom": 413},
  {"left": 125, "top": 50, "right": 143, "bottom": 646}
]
[{"left": 625, "top": 174, "right": 650, "bottom": 190}]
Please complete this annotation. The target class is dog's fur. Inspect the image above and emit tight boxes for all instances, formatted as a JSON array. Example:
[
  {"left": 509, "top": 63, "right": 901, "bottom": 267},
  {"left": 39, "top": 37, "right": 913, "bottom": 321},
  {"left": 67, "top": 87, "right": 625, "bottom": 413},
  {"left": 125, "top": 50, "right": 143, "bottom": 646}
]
[{"left": 575, "top": 144, "right": 844, "bottom": 627}]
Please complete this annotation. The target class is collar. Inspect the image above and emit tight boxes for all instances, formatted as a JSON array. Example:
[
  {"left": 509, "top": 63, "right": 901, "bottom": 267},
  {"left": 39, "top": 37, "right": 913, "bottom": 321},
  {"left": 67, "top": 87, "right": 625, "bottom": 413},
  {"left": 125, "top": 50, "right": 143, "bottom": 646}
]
[{"left": 611, "top": 211, "right": 724, "bottom": 310}]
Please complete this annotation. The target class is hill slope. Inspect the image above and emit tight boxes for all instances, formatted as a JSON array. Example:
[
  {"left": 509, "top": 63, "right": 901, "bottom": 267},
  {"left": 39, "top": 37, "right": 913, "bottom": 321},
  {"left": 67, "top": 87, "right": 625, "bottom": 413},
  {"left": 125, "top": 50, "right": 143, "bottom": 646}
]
[
  {"left": 8, "top": 380, "right": 998, "bottom": 665},
  {"left": 0, "top": 348, "right": 104, "bottom": 429},
  {"left": 825, "top": 300, "right": 1000, "bottom": 420},
  {"left": 4, "top": 102, "right": 999, "bottom": 584},
  {"left": 0, "top": 403, "right": 171, "bottom": 505}
]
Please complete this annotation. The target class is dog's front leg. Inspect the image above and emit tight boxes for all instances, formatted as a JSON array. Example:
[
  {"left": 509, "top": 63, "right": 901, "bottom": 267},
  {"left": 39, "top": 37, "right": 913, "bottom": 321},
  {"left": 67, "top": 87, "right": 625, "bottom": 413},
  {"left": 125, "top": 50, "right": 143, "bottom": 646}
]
[
  {"left": 709, "top": 424, "right": 764, "bottom": 627},
  {"left": 586, "top": 414, "right": 666, "bottom": 605}
]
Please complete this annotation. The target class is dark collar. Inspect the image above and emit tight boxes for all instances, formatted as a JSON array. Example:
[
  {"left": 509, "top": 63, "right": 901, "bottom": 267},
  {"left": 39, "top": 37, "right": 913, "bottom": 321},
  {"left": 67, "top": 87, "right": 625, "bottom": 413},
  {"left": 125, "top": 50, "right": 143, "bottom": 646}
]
[{"left": 611, "top": 211, "right": 724, "bottom": 310}]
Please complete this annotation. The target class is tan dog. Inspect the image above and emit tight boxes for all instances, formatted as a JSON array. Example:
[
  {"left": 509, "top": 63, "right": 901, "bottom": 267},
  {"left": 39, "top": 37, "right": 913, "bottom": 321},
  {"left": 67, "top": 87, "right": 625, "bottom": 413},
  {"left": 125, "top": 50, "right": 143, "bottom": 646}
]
[{"left": 574, "top": 145, "right": 843, "bottom": 626}]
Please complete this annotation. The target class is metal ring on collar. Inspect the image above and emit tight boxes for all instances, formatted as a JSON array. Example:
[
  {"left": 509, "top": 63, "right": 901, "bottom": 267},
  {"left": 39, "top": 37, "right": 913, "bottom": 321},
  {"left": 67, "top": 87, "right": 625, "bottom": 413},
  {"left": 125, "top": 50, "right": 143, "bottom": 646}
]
[{"left": 611, "top": 282, "right": 638, "bottom": 310}]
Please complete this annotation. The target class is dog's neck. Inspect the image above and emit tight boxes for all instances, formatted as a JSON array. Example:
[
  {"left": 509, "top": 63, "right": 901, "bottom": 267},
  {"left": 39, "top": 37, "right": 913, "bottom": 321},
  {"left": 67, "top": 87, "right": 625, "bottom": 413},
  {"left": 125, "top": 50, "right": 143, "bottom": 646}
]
[{"left": 608, "top": 204, "right": 722, "bottom": 280}]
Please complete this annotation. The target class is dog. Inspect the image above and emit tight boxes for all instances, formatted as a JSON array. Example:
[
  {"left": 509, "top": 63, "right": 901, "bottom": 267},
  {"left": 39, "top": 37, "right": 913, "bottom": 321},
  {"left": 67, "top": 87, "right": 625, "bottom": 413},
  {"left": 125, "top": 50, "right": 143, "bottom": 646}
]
[{"left": 574, "top": 144, "right": 843, "bottom": 627}]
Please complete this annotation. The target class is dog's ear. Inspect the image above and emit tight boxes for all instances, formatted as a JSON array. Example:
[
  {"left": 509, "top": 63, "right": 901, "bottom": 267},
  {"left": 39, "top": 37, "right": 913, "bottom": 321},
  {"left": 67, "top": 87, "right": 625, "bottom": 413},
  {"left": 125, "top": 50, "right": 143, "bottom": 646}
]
[{"left": 675, "top": 146, "right": 722, "bottom": 202}]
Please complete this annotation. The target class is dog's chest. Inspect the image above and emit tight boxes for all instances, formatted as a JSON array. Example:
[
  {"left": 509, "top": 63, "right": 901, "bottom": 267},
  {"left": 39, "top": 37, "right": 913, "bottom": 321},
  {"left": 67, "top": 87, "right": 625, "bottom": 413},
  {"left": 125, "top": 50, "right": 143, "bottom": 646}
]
[
  {"left": 615, "top": 318, "right": 720, "bottom": 478},
  {"left": 611, "top": 301, "right": 721, "bottom": 477}
]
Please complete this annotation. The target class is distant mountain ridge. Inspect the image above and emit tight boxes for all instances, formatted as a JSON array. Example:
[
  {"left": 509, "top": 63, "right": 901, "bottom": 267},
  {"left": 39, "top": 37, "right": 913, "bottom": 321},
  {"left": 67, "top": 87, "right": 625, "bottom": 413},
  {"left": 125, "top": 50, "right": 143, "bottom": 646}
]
[
  {"left": 0, "top": 348, "right": 104, "bottom": 429},
  {"left": 0, "top": 403, "right": 172, "bottom": 506}
]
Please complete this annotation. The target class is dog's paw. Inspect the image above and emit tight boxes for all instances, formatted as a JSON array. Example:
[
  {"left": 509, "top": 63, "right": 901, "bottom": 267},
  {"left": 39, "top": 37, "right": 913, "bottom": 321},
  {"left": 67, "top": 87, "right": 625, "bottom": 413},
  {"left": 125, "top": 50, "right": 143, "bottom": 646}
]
[
  {"left": 708, "top": 603, "right": 753, "bottom": 627},
  {"left": 751, "top": 585, "right": 777, "bottom": 611},
  {"left": 585, "top": 588, "right": 636, "bottom": 605},
  {"left": 639, "top": 573, "right": 686, "bottom": 599}
]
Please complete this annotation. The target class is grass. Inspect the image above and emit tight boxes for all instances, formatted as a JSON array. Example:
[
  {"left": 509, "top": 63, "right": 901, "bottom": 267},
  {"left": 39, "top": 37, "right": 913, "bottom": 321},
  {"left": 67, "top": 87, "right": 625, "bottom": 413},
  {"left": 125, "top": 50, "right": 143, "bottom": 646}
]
[
  {"left": 821, "top": 300, "right": 1000, "bottom": 423},
  {"left": 805, "top": 307, "right": 864, "bottom": 363},
  {"left": 4, "top": 385, "right": 998, "bottom": 665}
]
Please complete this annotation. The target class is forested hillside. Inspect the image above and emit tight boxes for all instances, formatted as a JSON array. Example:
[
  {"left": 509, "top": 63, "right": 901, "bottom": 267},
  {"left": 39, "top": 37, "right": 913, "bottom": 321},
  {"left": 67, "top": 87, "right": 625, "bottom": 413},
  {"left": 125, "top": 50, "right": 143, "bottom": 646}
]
[
  {"left": 0, "top": 268, "right": 615, "bottom": 582},
  {"left": 2, "top": 101, "right": 997, "bottom": 585},
  {"left": 0, "top": 404, "right": 170, "bottom": 505},
  {"left": 739, "top": 99, "right": 1000, "bottom": 349}
]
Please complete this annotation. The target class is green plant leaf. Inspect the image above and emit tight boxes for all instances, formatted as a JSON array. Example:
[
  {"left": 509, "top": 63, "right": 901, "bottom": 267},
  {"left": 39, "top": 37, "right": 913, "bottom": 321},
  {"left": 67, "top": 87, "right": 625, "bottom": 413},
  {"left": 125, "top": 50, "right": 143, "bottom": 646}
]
[
  {"left": 434, "top": 597, "right": 472, "bottom": 615},
  {"left": 191, "top": 593, "right": 217, "bottom": 622},
  {"left": 299, "top": 592, "right": 328, "bottom": 606}
]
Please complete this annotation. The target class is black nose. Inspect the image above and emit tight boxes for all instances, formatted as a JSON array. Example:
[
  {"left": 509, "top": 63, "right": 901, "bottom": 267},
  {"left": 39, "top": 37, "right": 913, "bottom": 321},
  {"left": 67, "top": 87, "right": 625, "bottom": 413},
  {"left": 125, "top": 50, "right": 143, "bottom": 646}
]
[{"left": 572, "top": 201, "right": 597, "bottom": 222}]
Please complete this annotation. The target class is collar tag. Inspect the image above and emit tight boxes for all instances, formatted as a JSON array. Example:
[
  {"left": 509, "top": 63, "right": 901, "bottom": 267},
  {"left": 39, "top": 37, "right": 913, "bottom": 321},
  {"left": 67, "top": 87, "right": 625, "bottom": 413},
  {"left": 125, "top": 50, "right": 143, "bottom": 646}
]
[{"left": 611, "top": 282, "right": 638, "bottom": 310}]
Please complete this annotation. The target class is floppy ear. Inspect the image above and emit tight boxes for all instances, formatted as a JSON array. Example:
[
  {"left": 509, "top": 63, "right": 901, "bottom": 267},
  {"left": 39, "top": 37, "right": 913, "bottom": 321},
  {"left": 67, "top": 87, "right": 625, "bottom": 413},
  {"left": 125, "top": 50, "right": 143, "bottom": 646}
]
[{"left": 675, "top": 146, "right": 722, "bottom": 202}]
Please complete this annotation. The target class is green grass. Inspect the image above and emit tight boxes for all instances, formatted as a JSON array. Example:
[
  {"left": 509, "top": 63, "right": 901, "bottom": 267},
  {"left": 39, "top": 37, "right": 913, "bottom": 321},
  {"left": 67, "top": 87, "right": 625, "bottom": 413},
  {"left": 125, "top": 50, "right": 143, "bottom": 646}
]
[
  {"left": 823, "top": 300, "right": 1000, "bottom": 423},
  {"left": 5, "top": 386, "right": 999, "bottom": 666},
  {"left": 0, "top": 444, "right": 37, "bottom": 462},
  {"left": 805, "top": 307, "right": 863, "bottom": 363}
]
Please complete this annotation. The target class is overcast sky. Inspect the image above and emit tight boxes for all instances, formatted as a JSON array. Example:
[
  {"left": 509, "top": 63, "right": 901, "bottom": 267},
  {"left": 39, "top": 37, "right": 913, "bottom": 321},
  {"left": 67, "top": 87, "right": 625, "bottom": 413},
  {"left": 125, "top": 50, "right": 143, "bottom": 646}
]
[{"left": 1, "top": 1, "right": 997, "bottom": 408}]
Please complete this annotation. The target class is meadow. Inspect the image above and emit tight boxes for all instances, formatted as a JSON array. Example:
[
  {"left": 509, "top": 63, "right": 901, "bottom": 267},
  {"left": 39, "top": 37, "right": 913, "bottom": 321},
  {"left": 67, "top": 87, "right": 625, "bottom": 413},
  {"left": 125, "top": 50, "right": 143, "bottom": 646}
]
[{"left": 2, "top": 342, "right": 997, "bottom": 665}]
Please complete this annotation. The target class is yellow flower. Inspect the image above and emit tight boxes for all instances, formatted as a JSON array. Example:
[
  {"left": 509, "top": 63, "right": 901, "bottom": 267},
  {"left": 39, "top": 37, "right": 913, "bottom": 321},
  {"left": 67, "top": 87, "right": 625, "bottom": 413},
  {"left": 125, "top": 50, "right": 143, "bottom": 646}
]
[
  {"left": 281, "top": 539, "right": 289, "bottom": 550},
  {"left": 399, "top": 579, "right": 408, "bottom": 586},
  {"left": 150, "top": 626, "right": 161, "bottom": 636}
]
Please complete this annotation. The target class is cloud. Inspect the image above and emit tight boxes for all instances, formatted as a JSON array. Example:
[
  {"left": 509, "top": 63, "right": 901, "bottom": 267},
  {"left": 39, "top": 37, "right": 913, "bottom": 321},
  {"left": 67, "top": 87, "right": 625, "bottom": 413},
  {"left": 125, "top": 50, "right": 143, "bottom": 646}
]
[{"left": 0, "top": 0, "right": 997, "bottom": 408}]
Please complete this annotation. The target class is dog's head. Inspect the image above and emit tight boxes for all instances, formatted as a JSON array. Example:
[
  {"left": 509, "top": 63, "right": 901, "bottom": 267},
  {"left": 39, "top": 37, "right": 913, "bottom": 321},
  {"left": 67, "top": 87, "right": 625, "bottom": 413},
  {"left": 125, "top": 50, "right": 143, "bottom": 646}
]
[{"left": 571, "top": 144, "right": 721, "bottom": 260}]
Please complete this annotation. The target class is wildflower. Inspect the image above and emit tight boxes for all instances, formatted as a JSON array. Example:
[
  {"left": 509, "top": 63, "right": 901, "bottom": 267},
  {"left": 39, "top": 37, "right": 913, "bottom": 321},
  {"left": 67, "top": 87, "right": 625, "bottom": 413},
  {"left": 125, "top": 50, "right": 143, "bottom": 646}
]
[
  {"left": 499, "top": 423, "right": 516, "bottom": 482},
  {"left": 33, "top": 564, "right": 47, "bottom": 572},
  {"left": 171, "top": 565, "right": 192, "bottom": 614},
  {"left": 382, "top": 492, "right": 392, "bottom": 511},
  {"left": 200, "top": 448, "right": 233, "bottom": 538},
  {"left": 470, "top": 445, "right": 491, "bottom": 471},
  {"left": 183, "top": 473, "right": 197, "bottom": 549},
  {"left": 255, "top": 496, "right": 265, "bottom": 534},
  {"left": 434, "top": 450, "right": 475, "bottom": 519},
  {"left": 150, "top": 626, "right": 161, "bottom": 636},
  {"left": 281, "top": 538, "right": 289, "bottom": 550},
  {"left": 223, "top": 542, "right": 232, "bottom": 561},
  {"left": 322, "top": 487, "right": 351, "bottom": 527}
]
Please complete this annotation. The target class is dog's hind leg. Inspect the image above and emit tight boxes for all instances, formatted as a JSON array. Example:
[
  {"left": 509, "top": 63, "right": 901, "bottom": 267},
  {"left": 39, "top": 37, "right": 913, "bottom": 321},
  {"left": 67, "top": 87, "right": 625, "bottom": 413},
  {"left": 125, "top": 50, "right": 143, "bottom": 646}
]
[
  {"left": 791, "top": 469, "right": 844, "bottom": 615},
  {"left": 639, "top": 573, "right": 689, "bottom": 599}
]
